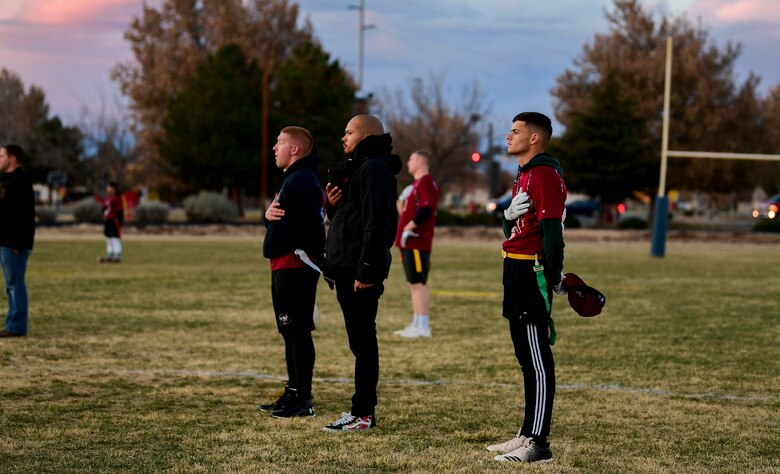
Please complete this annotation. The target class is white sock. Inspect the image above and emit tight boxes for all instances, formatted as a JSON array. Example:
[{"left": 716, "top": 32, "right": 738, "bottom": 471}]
[
  {"left": 412, "top": 314, "right": 420, "bottom": 327},
  {"left": 418, "top": 315, "right": 429, "bottom": 330}
]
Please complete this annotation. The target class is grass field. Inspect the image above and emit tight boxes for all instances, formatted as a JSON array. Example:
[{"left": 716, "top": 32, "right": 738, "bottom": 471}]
[{"left": 1, "top": 233, "right": 779, "bottom": 473}]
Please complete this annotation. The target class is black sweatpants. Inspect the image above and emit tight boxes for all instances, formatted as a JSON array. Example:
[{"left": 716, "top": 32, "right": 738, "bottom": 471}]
[
  {"left": 334, "top": 277, "right": 384, "bottom": 417},
  {"left": 503, "top": 258, "right": 555, "bottom": 444},
  {"left": 509, "top": 318, "right": 555, "bottom": 443}
]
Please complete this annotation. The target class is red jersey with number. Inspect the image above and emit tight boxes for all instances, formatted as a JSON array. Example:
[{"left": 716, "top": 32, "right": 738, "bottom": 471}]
[
  {"left": 395, "top": 174, "right": 440, "bottom": 252},
  {"left": 502, "top": 163, "right": 567, "bottom": 255}
]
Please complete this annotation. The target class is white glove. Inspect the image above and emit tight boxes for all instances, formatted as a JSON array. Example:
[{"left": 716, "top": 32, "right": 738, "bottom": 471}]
[
  {"left": 401, "top": 229, "right": 418, "bottom": 247},
  {"left": 554, "top": 273, "right": 567, "bottom": 295},
  {"left": 399, "top": 184, "right": 413, "bottom": 202},
  {"left": 504, "top": 191, "right": 530, "bottom": 221}
]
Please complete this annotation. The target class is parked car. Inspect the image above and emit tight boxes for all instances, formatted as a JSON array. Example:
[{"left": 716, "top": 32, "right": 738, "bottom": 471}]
[{"left": 752, "top": 194, "right": 780, "bottom": 219}]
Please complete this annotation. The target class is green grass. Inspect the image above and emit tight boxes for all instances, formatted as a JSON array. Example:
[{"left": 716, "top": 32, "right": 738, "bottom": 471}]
[{"left": 1, "top": 235, "right": 779, "bottom": 473}]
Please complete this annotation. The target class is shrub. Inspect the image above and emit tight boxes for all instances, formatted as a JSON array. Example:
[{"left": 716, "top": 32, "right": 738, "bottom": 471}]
[
  {"left": 133, "top": 202, "right": 171, "bottom": 225},
  {"left": 752, "top": 219, "right": 780, "bottom": 233},
  {"left": 36, "top": 206, "right": 57, "bottom": 225},
  {"left": 182, "top": 191, "right": 238, "bottom": 223},
  {"left": 72, "top": 197, "right": 103, "bottom": 224},
  {"left": 616, "top": 217, "right": 648, "bottom": 229}
]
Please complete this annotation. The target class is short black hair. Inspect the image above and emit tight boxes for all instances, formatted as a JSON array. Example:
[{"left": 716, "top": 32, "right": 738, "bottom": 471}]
[
  {"left": 2, "top": 144, "right": 25, "bottom": 163},
  {"left": 108, "top": 181, "right": 120, "bottom": 192},
  {"left": 512, "top": 112, "right": 553, "bottom": 145}
]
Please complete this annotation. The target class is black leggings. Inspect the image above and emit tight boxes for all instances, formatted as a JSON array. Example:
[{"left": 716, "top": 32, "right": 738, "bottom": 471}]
[{"left": 282, "top": 329, "right": 315, "bottom": 400}]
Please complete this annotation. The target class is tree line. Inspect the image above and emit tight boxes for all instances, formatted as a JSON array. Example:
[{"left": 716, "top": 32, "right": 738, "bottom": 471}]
[{"left": 2, "top": 0, "right": 778, "bottom": 210}]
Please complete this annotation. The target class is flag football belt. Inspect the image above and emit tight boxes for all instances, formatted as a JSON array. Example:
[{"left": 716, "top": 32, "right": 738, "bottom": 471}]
[{"left": 501, "top": 251, "right": 543, "bottom": 261}]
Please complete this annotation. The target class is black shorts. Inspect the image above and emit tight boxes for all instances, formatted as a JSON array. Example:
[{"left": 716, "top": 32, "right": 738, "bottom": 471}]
[
  {"left": 502, "top": 258, "right": 552, "bottom": 323},
  {"left": 104, "top": 219, "right": 121, "bottom": 238},
  {"left": 271, "top": 267, "right": 320, "bottom": 333},
  {"left": 401, "top": 249, "right": 431, "bottom": 284}
]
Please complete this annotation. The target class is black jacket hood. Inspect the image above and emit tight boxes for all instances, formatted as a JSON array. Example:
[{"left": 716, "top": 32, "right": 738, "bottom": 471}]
[
  {"left": 285, "top": 153, "right": 321, "bottom": 176},
  {"left": 521, "top": 152, "right": 564, "bottom": 177},
  {"left": 349, "top": 133, "right": 402, "bottom": 175}
]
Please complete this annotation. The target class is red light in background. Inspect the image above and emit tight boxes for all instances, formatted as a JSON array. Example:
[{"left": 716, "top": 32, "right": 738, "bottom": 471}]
[
  {"left": 471, "top": 152, "right": 481, "bottom": 163},
  {"left": 616, "top": 203, "right": 626, "bottom": 214}
]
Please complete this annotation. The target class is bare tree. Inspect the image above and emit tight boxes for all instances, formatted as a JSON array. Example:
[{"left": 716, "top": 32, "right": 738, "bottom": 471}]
[
  {"left": 111, "top": 0, "right": 313, "bottom": 190},
  {"left": 376, "top": 74, "right": 486, "bottom": 198},
  {"left": 78, "top": 93, "right": 138, "bottom": 191}
]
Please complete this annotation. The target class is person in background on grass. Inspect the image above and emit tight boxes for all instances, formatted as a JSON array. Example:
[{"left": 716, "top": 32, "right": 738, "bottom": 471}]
[
  {"left": 0, "top": 144, "right": 35, "bottom": 338},
  {"left": 258, "top": 126, "right": 325, "bottom": 419},
  {"left": 393, "top": 149, "right": 440, "bottom": 338},
  {"left": 321, "top": 114, "right": 401, "bottom": 432},
  {"left": 487, "top": 112, "right": 567, "bottom": 464},
  {"left": 97, "top": 181, "right": 124, "bottom": 263}
]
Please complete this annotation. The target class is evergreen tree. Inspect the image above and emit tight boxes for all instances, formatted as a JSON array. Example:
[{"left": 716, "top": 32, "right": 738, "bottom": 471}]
[
  {"left": 551, "top": 71, "right": 653, "bottom": 218},
  {"left": 159, "top": 44, "right": 263, "bottom": 193}
]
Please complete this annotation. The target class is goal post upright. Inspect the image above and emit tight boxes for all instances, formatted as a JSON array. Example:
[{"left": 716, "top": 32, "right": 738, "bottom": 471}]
[{"left": 651, "top": 36, "right": 674, "bottom": 258}]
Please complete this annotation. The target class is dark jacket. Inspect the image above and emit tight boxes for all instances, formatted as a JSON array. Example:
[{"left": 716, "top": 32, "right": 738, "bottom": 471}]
[
  {"left": 263, "top": 154, "right": 325, "bottom": 263},
  {"left": 0, "top": 167, "right": 35, "bottom": 250},
  {"left": 325, "top": 134, "right": 402, "bottom": 283}
]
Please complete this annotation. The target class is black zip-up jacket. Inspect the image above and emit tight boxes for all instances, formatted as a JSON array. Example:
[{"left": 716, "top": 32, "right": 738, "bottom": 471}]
[
  {"left": 263, "top": 154, "right": 325, "bottom": 264},
  {"left": 0, "top": 167, "right": 35, "bottom": 250},
  {"left": 325, "top": 134, "right": 402, "bottom": 284}
]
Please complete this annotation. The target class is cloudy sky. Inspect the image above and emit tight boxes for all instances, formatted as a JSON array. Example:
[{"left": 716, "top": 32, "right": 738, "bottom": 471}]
[{"left": 1, "top": 0, "right": 778, "bottom": 142}]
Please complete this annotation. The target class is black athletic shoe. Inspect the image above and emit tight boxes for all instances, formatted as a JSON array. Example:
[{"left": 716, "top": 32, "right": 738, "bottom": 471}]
[
  {"left": 322, "top": 412, "right": 376, "bottom": 432},
  {"left": 258, "top": 386, "right": 295, "bottom": 412},
  {"left": 271, "top": 399, "right": 315, "bottom": 418}
]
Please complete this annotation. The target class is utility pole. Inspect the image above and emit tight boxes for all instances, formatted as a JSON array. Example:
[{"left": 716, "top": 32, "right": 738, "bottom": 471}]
[{"left": 348, "top": 0, "right": 374, "bottom": 90}]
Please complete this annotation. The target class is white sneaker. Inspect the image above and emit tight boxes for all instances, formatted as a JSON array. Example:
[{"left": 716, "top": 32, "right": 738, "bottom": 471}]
[
  {"left": 486, "top": 435, "right": 527, "bottom": 453},
  {"left": 398, "top": 325, "right": 431, "bottom": 338},
  {"left": 494, "top": 437, "right": 553, "bottom": 463},
  {"left": 393, "top": 323, "right": 415, "bottom": 336}
]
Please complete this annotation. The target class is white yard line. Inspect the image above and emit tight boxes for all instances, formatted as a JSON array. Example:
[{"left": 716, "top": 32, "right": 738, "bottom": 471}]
[{"left": 5, "top": 365, "right": 773, "bottom": 402}]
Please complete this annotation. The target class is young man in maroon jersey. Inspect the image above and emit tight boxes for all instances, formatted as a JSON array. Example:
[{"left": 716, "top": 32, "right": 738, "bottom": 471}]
[
  {"left": 97, "top": 182, "right": 124, "bottom": 263},
  {"left": 488, "top": 112, "right": 567, "bottom": 464},
  {"left": 393, "top": 149, "right": 439, "bottom": 338}
]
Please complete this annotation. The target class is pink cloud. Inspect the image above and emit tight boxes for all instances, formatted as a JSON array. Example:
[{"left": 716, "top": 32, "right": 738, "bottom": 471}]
[
  {"left": 7, "top": 0, "right": 158, "bottom": 27},
  {"left": 690, "top": 0, "right": 780, "bottom": 23}
]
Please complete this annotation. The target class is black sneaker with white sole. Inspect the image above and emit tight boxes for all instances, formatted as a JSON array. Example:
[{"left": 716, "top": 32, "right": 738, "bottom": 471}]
[
  {"left": 322, "top": 412, "right": 376, "bottom": 432},
  {"left": 258, "top": 386, "right": 295, "bottom": 412},
  {"left": 271, "top": 399, "right": 315, "bottom": 418}
]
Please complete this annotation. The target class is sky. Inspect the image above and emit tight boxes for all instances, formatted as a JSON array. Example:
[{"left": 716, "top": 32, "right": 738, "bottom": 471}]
[{"left": 1, "top": 0, "right": 779, "bottom": 145}]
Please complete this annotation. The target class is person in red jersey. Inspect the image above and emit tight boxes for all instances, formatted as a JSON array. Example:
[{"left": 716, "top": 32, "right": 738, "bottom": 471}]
[
  {"left": 97, "top": 182, "right": 124, "bottom": 263},
  {"left": 489, "top": 112, "right": 567, "bottom": 464},
  {"left": 393, "top": 149, "right": 439, "bottom": 338}
]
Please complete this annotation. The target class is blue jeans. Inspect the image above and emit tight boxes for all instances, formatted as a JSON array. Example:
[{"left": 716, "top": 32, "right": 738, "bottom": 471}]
[{"left": 1, "top": 247, "right": 31, "bottom": 335}]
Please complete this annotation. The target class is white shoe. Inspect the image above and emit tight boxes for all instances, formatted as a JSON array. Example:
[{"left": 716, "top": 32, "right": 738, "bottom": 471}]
[
  {"left": 393, "top": 323, "right": 415, "bottom": 336},
  {"left": 398, "top": 325, "right": 431, "bottom": 338},
  {"left": 494, "top": 437, "right": 553, "bottom": 463},
  {"left": 487, "top": 435, "right": 527, "bottom": 453}
]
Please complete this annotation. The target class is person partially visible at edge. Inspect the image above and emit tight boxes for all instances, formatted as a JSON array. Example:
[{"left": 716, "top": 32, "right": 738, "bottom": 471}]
[
  {"left": 258, "top": 126, "right": 325, "bottom": 419},
  {"left": 487, "top": 112, "right": 567, "bottom": 464},
  {"left": 0, "top": 144, "right": 35, "bottom": 338},
  {"left": 97, "top": 181, "right": 124, "bottom": 263},
  {"left": 321, "top": 114, "right": 402, "bottom": 432},
  {"left": 393, "top": 149, "right": 440, "bottom": 338}
]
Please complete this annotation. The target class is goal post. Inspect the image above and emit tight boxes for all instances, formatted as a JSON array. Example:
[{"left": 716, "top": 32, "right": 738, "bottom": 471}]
[{"left": 650, "top": 36, "right": 780, "bottom": 258}]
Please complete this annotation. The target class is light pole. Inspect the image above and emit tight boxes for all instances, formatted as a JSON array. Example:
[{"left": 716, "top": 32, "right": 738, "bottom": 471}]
[{"left": 348, "top": 0, "right": 374, "bottom": 90}]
